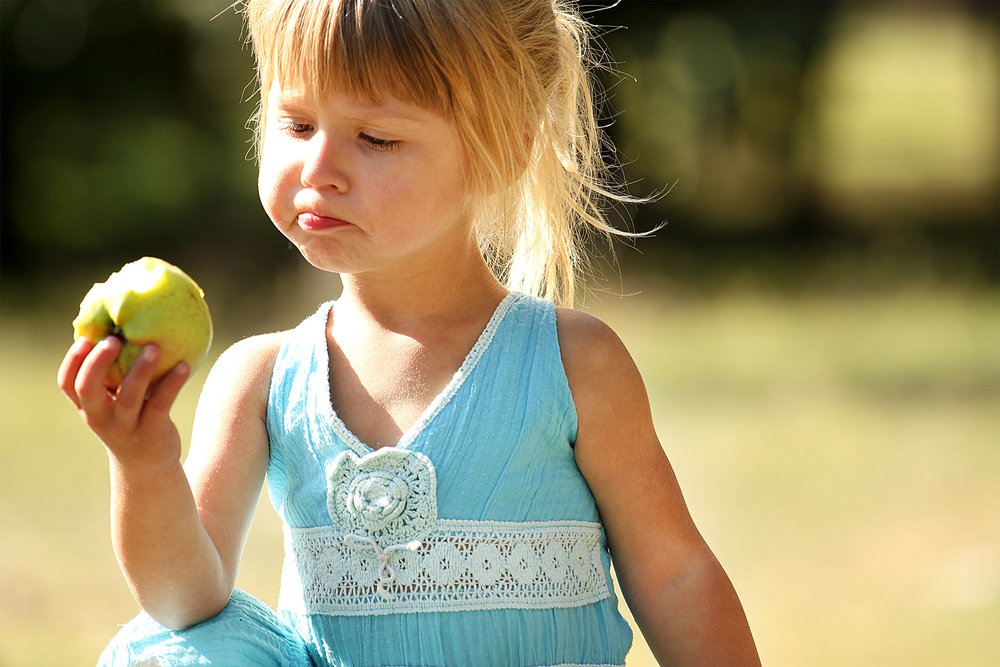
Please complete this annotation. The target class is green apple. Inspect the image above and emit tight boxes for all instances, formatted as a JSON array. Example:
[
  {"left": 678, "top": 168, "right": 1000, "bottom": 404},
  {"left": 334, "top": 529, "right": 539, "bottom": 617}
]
[{"left": 72, "top": 257, "right": 213, "bottom": 388}]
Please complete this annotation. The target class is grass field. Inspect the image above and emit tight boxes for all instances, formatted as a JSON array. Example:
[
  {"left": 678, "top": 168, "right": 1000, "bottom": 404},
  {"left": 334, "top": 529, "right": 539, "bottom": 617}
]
[{"left": 1, "top": 278, "right": 997, "bottom": 666}]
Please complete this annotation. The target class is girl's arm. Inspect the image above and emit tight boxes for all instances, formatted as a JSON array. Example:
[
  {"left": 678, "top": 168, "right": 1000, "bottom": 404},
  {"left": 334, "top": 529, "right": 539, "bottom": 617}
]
[
  {"left": 558, "top": 309, "right": 761, "bottom": 666},
  {"left": 57, "top": 333, "right": 281, "bottom": 630}
]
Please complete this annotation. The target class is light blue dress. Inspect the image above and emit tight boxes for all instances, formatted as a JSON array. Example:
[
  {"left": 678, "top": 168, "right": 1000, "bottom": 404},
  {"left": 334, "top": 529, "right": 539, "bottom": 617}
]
[{"left": 99, "top": 293, "right": 632, "bottom": 666}]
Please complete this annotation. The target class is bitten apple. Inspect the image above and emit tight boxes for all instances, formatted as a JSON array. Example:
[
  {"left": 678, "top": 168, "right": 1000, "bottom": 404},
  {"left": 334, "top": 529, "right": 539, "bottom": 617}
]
[{"left": 72, "top": 257, "right": 213, "bottom": 388}]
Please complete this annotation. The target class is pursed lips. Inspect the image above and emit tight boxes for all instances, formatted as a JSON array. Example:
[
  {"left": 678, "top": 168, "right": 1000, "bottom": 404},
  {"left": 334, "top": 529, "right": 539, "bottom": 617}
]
[{"left": 296, "top": 212, "right": 352, "bottom": 231}]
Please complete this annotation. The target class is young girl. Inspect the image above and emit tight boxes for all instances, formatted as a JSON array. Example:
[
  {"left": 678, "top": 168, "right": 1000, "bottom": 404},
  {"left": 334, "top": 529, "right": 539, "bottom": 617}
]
[{"left": 58, "top": 0, "right": 760, "bottom": 665}]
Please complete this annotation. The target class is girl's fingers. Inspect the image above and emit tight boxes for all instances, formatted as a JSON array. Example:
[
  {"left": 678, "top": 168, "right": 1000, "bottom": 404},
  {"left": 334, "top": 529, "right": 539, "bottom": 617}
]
[
  {"left": 142, "top": 361, "right": 190, "bottom": 422},
  {"left": 57, "top": 338, "right": 96, "bottom": 408},
  {"left": 65, "top": 338, "right": 188, "bottom": 448},
  {"left": 74, "top": 336, "right": 122, "bottom": 416},
  {"left": 114, "top": 345, "right": 161, "bottom": 420}
]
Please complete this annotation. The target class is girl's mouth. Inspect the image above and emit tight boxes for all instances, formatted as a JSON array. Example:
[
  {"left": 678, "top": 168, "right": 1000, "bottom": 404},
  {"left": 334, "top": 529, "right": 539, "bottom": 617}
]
[{"left": 297, "top": 212, "right": 351, "bottom": 231}]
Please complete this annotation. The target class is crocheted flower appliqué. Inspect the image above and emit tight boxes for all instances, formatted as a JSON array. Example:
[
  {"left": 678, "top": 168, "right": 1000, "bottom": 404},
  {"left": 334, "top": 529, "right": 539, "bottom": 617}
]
[{"left": 326, "top": 448, "right": 438, "bottom": 545}]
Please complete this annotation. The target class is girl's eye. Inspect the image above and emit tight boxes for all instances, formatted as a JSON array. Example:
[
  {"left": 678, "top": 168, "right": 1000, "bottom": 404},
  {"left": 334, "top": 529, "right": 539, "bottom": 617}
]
[
  {"left": 360, "top": 132, "right": 401, "bottom": 152},
  {"left": 280, "top": 122, "right": 313, "bottom": 136}
]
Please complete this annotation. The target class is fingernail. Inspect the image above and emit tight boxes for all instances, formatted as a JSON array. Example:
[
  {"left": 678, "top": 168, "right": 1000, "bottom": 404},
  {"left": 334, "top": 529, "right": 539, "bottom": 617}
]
[{"left": 141, "top": 345, "right": 159, "bottom": 361}]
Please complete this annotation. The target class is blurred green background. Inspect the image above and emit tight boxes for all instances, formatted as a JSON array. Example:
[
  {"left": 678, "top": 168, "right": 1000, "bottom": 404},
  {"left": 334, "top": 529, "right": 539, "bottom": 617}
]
[{"left": 1, "top": 1, "right": 998, "bottom": 665}]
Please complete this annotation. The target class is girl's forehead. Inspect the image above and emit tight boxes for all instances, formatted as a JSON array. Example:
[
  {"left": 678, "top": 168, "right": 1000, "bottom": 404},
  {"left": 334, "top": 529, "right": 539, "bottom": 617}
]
[{"left": 265, "top": 82, "right": 446, "bottom": 125}]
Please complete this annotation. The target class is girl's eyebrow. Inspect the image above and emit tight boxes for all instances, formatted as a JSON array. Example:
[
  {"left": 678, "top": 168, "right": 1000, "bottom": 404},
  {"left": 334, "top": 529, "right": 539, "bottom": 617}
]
[
  {"left": 271, "top": 90, "right": 431, "bottom": 127},
  {"left": 269, "top": 91, "right": 312, "bottom": 111},
  {"left": 342, "top": 99, "right": 434, "bottom": 125}
]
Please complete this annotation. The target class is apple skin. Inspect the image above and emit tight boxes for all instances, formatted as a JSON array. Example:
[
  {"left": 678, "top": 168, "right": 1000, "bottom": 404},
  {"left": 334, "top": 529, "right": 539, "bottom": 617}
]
[{"left": 72, "top": 257, "right": 213, "bottom": 388}]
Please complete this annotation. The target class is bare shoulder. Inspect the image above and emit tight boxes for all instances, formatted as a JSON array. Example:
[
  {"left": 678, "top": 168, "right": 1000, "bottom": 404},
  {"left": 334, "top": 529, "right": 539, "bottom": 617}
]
[
  {"left": 209, "top": 332, "right": 287, "bottom": 386},
  {"left": 192, "top": 331, "right": 288, "bottom": 427},
  {"left": 554, "top": 305, "right": 662, "bottom": 491},
  {"left": 554, "top": 306, "right": 646, "bottom": 413},
  {"left": 555, "top": 307, "right": 629, "bottom": 372},
  {"left": 185, "top": 331, "right": 288, "bottom": 473}
]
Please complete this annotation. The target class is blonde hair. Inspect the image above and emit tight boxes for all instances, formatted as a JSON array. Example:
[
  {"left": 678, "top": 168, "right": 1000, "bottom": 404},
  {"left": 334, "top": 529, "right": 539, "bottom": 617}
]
[{"left": 242, "top": 0, "right": 640, "bottom": 305}]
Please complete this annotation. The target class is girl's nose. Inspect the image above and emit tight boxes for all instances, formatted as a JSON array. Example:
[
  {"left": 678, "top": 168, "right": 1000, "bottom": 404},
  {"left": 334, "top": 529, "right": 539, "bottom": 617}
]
[{"left": 300, "top": 132, "right": 349, "bottom": 191}]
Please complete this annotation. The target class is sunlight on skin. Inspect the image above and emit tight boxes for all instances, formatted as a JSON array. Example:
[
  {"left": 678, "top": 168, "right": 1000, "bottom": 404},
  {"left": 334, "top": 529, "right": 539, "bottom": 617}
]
[{"left": 4, "top": 285, "right": 997, "bottom": 665}]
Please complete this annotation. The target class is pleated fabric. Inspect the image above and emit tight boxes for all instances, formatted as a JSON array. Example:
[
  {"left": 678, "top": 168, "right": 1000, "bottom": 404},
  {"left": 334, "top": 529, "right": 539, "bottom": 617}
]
[
  {"left": 267, "top": 293, "right": 632, "bottom": 666},
  {"left": 98, "top": 293, "right": 632, "bottom": 667},
  {"left": 97, "top": 589, "right": 313, "bottom": 666}
]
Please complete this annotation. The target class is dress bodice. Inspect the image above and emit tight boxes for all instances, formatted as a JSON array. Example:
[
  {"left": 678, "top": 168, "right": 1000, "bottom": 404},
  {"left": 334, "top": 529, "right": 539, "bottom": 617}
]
[{"left": 266, "top": 293, "right": 632, "bottom": 666}]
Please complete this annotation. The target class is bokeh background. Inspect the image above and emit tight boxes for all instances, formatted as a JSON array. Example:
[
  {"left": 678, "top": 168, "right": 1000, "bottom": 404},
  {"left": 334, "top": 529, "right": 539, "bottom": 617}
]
[{"left": 1, "top": 0, "right": 998, "bottom": 665}]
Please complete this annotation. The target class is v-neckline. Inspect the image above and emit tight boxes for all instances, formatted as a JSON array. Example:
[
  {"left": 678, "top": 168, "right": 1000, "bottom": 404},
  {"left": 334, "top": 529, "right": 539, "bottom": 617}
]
[{"left": 316, "top": 292, "right": 521, "bottom": 456}]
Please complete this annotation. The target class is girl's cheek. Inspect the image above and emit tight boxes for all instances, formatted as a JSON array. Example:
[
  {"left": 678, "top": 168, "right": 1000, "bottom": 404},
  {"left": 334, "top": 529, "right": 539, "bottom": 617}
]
[
  {"left": 258, "top": 150, "right": 295, "bottom": 209},
  {"left": 257, "top": 165, "right": 287, "bottom": 223}
]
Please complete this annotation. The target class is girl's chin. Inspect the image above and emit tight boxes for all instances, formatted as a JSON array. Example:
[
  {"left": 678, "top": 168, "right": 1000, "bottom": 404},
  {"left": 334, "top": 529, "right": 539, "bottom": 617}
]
[{"left": 293, "top": 244, "right": 362, "bottom": 276}]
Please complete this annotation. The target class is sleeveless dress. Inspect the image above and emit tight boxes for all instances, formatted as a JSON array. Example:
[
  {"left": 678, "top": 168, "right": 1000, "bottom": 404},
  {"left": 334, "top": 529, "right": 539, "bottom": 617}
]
[{"left": 98, "top": 293, "right": 632, "bottom": 666}]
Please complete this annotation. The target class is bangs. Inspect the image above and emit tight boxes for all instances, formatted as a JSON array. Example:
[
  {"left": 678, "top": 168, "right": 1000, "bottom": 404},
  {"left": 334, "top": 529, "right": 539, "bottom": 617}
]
[
  {"left": 244, "top": 0, "right": 635, "bottom": 305},
  {"left": 248, "top": 0, "right": 453, "bottom": 114}
]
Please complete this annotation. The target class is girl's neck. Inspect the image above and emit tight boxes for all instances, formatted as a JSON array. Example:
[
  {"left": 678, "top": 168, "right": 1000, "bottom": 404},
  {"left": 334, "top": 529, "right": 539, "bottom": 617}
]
[{"left": 336, "top": 255, "right": 508, "bottom": 332}]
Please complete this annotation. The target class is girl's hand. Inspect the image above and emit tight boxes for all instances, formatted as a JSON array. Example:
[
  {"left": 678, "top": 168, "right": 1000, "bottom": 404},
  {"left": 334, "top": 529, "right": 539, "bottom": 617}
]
[{"left": 57, "top": 336, "right": 190, "bottom": 471}]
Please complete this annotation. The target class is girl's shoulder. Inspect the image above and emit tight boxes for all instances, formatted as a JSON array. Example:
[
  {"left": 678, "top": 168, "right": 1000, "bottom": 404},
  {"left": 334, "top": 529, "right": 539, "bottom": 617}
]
[
  {"left": 185, "top": 331, "right": 292, "bottom": 482},
  {"left": 215, "top": 298, "right": 334, "bottom": 378},
  {"left": 554, "top": 307, "right": 638, "bottom": 382},
  {"left": 215, "top": 331, "right": 288, "bottom": 376},
  {"left": 554, "top": 306, "right": 650, "bottom": 431},
  {"left": 200, "top": 331, "right": 289, "bottom": 407}
]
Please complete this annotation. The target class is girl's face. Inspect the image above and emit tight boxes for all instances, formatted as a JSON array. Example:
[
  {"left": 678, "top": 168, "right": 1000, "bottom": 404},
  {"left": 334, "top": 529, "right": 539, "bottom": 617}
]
[{"left": 258, "top": 83, "right": 473, "bottom": 279}]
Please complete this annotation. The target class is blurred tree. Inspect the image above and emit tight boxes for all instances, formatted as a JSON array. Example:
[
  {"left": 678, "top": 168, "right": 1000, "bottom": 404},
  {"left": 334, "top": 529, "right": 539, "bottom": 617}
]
[
  {"left": 2, "top": 0, "right": 997, "bottom": 289},
  {"left": 1, "top": 0, "right": 268, "bottom": 276},
  {"left": 801, "top": 3, "right": 999, "bottom": 227},
  {"left": 598, "top": 1, "right": 835, "bottom": 232},
  {"left": 598, "top": 0, "right": 998, "bottom": 282}
]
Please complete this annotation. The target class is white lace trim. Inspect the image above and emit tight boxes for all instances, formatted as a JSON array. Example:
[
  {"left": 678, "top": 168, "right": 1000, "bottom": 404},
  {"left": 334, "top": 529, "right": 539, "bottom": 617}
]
[
  {"left": 320, "top": 293, "right": 522, "bottom": 455},
  {"left": 279, "top": 519, "right": 610, "bottom": 616},
  {"left": 326, "top": 449, "right": 438, "bottom": 546}
]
